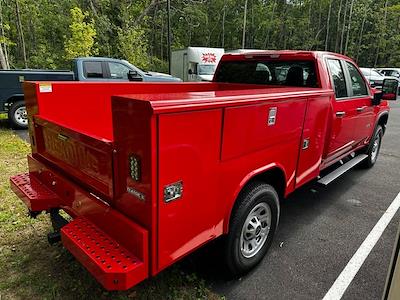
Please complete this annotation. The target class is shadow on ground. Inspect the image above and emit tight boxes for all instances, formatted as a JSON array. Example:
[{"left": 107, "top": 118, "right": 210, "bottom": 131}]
[{"left": 177, "top": 174, "right": 356, "bottom": 284}]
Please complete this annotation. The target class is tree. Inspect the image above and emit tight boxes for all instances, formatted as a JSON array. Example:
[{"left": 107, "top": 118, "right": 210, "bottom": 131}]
[
  {"left": 1, "top": 0, "right": 399, "bottom": 71},
  {"left": 117, "top": 26, "right": 150, "bottom": 70},
  {"left": 64, "top": 7, "right": 97, "bottom": 60},
  {"left": 242, "top": 0, "right": 248, "bottom": 49},
  {"left": 344, "top": 0, "right": 355, "bottom": 55},
  {"left": 0, "top": 0, "right": 10, "bottom": 69},
  {"left": 325, "top": 0, "right": 332, "bottom": 51},
  {"left": 15, "top": 0, "right": 27, "bottom": 67}
]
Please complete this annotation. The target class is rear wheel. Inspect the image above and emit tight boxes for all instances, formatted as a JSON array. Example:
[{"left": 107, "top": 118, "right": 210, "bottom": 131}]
[
  {"left": 8, "top": 101, "right": 28, "bottom": 129},
  {"left": 224, "top": 182, "right": 279, "bottom": 276},
  {"left": 361, "top": 125, "right": 383, "bottom": 168}
]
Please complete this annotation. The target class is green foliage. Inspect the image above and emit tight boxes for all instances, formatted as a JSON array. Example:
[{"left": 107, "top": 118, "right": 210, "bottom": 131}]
[
  {"left": 1, "top": 0, "right": 400, "bottom": 71},
  {"left": 29, "top": 44, "right": 59, "bottom": 69},
  {"left": 0, "top": 23, "right": 14, "bottom": 46},
  {"left": 64, "top": 7, "right": 97, "bottom": 60},
  {"left": 117, "top": 26, "right": 150, "bottom": 70}
]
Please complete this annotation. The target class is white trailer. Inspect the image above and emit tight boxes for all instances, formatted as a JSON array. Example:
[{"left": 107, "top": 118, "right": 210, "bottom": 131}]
[{"left": 171, "top": 47, "right": 224, "bottom": 82}]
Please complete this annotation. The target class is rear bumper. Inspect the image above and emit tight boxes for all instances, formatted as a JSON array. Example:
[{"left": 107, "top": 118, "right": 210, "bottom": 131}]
[
  {"left": 10, "top": 173, "right": 59, "bottom": 212},
  {"left": 10, "top": 155, "right": 149, "bottom": 290}
]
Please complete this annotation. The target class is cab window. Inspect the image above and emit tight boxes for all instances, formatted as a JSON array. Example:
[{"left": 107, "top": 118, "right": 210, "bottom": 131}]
[
  {"left": 108, "top": 62, "right": 131, "bottom": 79},
  {"left": 327, "top": 59, "right": 347, "bottom": 98},
  {"left": 83, "top": 61, "right": 104, "bottom": 78},
  {"left": 215, "top": 60, "right": 317, "bottom": 87},
  {"left": 346, "top": 62, "right": 368, "bottom": 96}
]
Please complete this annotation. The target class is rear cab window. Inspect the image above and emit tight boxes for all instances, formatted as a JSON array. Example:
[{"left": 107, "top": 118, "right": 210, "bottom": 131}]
[
  {"left": 215, "top": 59, "right": 318, "bottom": 87},
  {"left": 83, "top": 61, "right": 105, "bottom": 78}
]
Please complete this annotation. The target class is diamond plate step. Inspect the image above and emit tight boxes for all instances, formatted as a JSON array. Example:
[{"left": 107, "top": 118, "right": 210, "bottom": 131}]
[
  {"left": 10, "top": 173, "right": 59, "bottom": 211},
  {"left": 61, "top": 217, "right": 147, "bottom": 290}
]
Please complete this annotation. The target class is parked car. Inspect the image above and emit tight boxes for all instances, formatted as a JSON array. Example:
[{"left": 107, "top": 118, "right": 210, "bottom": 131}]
[
  {"left": 10, "top": 50, "right": 398, "bottom": 290},
  {"left": 376, "top": 68, "right": 400, "bottom": 79},
  {"left": 360, "top": 68, "right": 400, "bottom": 97},
  {"left": 0, "top": 57, "right": 181, "bottom": 128},
  {"left": 360, "top": 67, "right": 386, "bottom": 88}
]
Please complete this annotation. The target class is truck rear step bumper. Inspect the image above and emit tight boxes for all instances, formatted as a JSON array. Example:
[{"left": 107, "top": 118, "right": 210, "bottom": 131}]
[
  {"left": 10, "top": 162, "right": 149, "bottom": 290},
  {"left": 61, "top": 217, "right": 147, "bottom": 290},
  {"left": 10, "top": 173, "right": 59, "bottom": 212}
]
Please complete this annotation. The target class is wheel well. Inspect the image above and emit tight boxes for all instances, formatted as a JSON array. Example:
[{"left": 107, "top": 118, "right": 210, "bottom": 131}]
[
  {"left": 250, "top": 168, "right": 286, "bottom": 200},
  {"left": 6, "top": 95, "right": 24, "bottom": 106},
  {"left": 224, "top": 167, "right": 286, "bottom": 233},
  {"left": 378, "top": 113, "right": 389, "bottom": 134}
]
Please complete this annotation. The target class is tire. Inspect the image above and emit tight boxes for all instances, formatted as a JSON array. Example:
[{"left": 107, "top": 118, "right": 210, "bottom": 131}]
[
  {"left": 224, "top": 182, "right": 280, "bottom": 276},
  {"left": 8, "top": 100, "right": 28, "bottom": 129},
  {"left": 360, "top": 125, "right": 383, "bottom": 168}
]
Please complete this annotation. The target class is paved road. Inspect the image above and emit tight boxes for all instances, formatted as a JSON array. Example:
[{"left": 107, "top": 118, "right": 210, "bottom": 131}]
[
  {"left": 181, "top": 101, "right": 400, "bottom": 299},
  {"left": 213, "top": 101, "right": 400, "bottom": 299},
  {"left": 3, "top": 102, "right": 400, "bottom": 300}
]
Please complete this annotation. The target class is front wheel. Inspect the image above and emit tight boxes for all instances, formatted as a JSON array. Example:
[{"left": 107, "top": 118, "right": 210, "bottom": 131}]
[
  {"left": 224, "top": 182, "right": 279, "bottom": 276},
  {"left": 8, "top": 101, "right": 28, "bottom": 129},
  {"left": 361, "top": 125, "right": 383, "bottom": 168}
]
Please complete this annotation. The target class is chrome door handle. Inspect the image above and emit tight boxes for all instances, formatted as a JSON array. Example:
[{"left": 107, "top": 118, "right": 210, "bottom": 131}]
[
  {"left": 356, "top": 106, "right": 366, "bottom": 112},
  {"left": 336, "top": 111, "right": 346, "bottom": 117}
]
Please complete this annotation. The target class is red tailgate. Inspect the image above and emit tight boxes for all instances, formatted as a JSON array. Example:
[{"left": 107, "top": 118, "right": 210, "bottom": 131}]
[{"left": 32, "top": 116, "right": 115, "bottom": 200}]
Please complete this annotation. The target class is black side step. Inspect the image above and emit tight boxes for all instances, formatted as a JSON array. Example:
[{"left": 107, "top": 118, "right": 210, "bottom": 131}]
[{"left": 318, "top": 154, "right": 368, "bottom": 186}]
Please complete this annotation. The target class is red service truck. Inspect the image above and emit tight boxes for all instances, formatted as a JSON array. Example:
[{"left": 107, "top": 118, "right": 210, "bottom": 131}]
[{"left": 9, "top": 51, "right": 399, "bottom": 290}]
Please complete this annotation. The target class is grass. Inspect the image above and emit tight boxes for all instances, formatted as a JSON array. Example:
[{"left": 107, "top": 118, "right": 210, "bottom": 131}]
[{"left": 0, "top": 122, "right": 221, "bottom": 299}]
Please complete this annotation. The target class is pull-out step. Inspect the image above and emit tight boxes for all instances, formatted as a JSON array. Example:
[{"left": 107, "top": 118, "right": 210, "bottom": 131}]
[
  {"left": 61, "top": 217, "right": 147, "bottom": 290},
  {"left": 10, "top": 173, "right": 59, "bottom": 212},
  {"left": 318, "top": 154, "right": 368, "bottom": 186}
]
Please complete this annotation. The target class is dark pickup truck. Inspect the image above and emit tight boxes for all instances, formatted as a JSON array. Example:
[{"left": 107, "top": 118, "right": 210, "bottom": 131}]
[{"left": 0, "top": 57, "right": 181, "bottom": 128}]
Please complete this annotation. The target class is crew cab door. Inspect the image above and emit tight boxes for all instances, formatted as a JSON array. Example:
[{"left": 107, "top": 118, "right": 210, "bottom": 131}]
[
  {"left": 342, "top": 61, "right": 375, "bottom": 145},
  {"left": 325, "top": 58, "right": 359, "bottom": 160}
]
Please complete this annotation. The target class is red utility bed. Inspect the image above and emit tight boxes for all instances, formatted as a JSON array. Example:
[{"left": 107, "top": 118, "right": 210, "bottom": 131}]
[
  {"left": 9, "top": 50, "right": 392, "bottom": 291},
  {"left": 11, "top": 80, "right": 330, "bottom": 290}
]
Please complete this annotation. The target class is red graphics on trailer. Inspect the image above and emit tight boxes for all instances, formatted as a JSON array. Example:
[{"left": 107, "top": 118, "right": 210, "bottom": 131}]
[{"left": 9, "top": 51, "right": 394, "bottom": 290}]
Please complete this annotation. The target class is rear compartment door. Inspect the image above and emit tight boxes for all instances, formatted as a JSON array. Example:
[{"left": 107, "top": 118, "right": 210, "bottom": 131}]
[{"left": 33, "top": 116, "right": 115, "bottom": 200}]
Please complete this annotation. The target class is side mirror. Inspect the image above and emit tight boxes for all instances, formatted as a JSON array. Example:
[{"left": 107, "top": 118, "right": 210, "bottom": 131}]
[
  {"left": 372, "top": 90, "right": 383, "bottom": 105},
  {"left": 188, "top": 69, "right": 193, "bottom": 75},
  {"left": 381, "top": 78, "right": 399, "bottom": 101},
  {"left": 128, "top": 70, "right": 143, "bottom": 82}
]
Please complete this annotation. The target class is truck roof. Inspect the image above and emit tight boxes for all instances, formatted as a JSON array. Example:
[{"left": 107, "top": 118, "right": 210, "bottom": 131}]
[
  {"left": 221, "top": 50, "right": 350, "bottom": 61},
  {"left": 115, "top": 86, "right": 333, "bottom": 114},
  {"left": 73, "top": 56, "right": 128, "bottom": 62}
]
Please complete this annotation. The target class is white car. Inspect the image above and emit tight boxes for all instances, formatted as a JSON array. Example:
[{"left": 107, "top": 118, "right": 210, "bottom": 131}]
[
  {"left": 360, "top": 68, "right": 385, "bottom": 88},
  {"left": 375, "top": 68, "right": 400, "bottom": 79}
]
